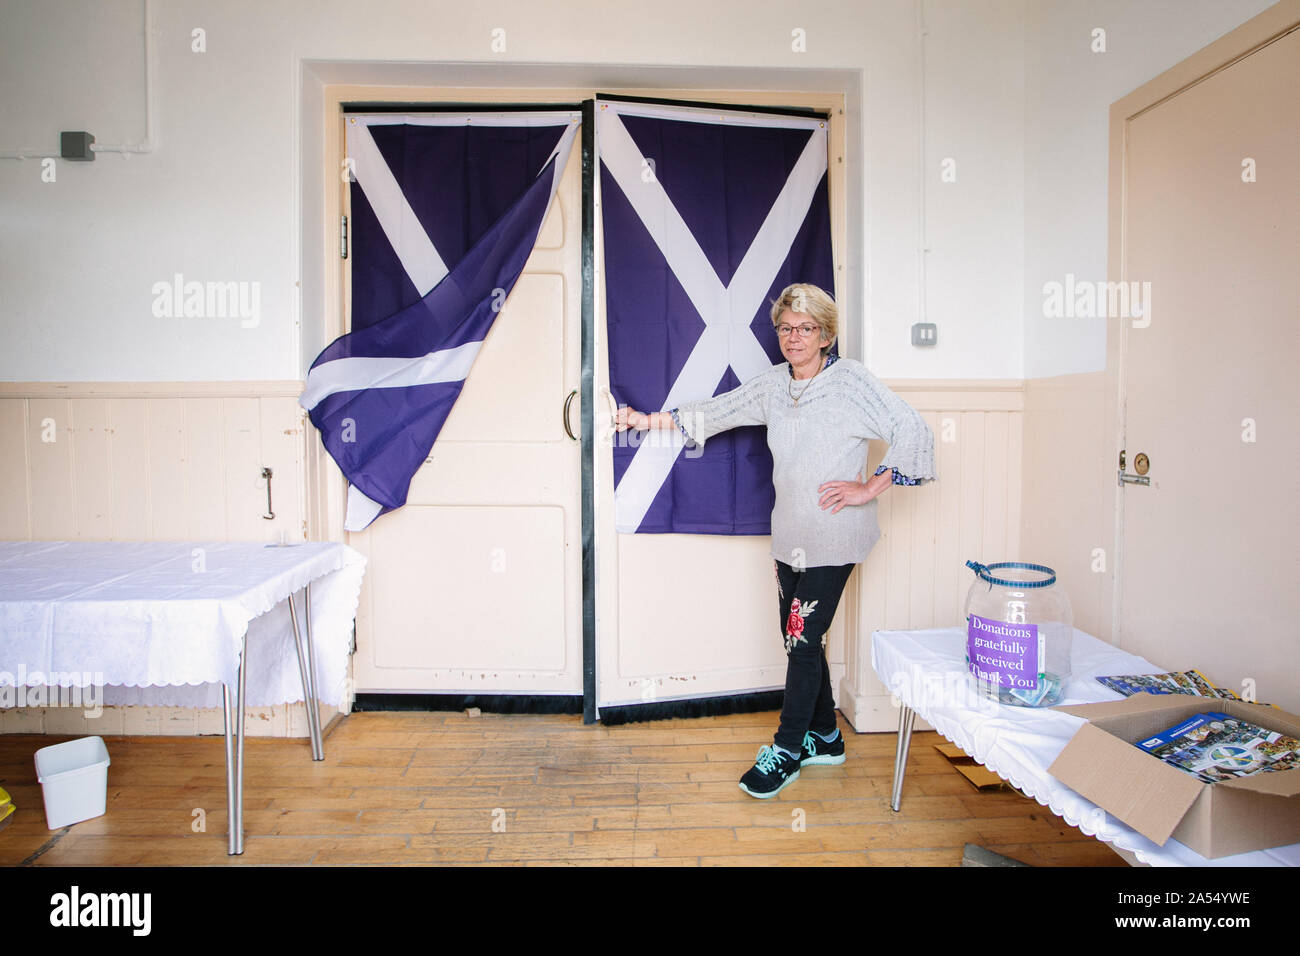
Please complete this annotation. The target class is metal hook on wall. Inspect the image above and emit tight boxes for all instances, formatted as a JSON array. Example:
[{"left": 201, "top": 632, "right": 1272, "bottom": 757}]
[{"left": 261, "top": 467, "right": 275, "bottom": 520}]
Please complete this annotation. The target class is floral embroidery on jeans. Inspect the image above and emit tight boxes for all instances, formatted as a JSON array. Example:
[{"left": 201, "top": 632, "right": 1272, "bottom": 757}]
[{"left": 784, "top": 597, "right": 819, "bottom": 653}]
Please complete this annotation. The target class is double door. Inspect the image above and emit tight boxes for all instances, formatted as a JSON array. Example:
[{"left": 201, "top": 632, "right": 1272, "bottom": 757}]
[{"left": 338, "top": 93, "right": 845, "bottom": 715}]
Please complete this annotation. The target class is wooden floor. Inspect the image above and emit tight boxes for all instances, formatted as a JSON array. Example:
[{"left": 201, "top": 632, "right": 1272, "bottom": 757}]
[{"left": 0, "top": 711, "right": 1125, "bottom": 866}]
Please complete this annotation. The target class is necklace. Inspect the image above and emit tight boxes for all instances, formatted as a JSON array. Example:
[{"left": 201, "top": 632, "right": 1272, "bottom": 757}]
[{"left": 788, "top": 356, "right": 827, "bottom": 404}]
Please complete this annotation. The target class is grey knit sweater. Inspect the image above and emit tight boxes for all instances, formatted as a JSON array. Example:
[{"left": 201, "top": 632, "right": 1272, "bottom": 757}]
[{"left": 671, "top": 356, "right": 935, "bottom": 568}]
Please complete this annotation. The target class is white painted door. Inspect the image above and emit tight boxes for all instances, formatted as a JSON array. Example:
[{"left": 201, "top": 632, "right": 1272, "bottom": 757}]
[
  {"left": 592, "top": 99, "right": 846, "bottom": 711},
  {"left": 349, "top": 119, "right": 585, "bottom": 695},
  {"left": 1116, "top": 28, "right": 1300, "bottom": 712}
]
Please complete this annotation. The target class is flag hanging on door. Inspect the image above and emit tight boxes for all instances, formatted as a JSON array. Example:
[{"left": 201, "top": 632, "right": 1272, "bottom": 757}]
[
  {"left": 301, "top": 113, "right": 580, "bottom": 531},
  {"left": 598, "top": 100, "right": 835, "bottom": 534}
]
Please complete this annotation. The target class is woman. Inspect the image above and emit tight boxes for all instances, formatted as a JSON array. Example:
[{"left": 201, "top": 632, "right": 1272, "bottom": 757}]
[{"left": 615, "top": 283, "right": 935, "bottom": 798}]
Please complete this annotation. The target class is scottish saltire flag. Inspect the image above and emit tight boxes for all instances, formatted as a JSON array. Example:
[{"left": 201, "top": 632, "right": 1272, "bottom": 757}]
[
  {"left": 598, "top": 100, "right": 835, "bottom": 534},
  {"left": 301, "top": 113, "right": 580, "bottom": 531}
]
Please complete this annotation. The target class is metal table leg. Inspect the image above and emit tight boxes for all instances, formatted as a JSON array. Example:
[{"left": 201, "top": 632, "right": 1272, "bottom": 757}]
[
  {"left": 222, "top": 632, "right": 248, "bottom": 855},
  {"left": 222, "top": 682, "right": 236, "bottom": 854},
  {"left": 304, "top": 582, "right": 323, "bottom": 760},
  {"left": 288, "top": 584, "right": 324, "bottom": 761},
  {"left": 224, "top": 584, "right": 324, "bottom": 856},
  {"left": 890, "top": 703, "right": 916, "bottom": 812}
]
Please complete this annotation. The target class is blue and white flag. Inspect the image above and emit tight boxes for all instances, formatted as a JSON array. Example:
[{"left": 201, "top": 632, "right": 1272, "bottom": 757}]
[
  {"left": 598, "top": 100, "right": 835, "bottom": 534},
  {"left": 301, "top": 113, "right": 580, "bottom": 531}
]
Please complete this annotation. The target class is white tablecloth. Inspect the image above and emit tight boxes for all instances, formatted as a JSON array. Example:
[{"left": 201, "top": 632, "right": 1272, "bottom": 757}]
[
  {"left": 0, "top": 541, "right": 366, "bottom": 708},
  {"left": 872, "top": 626, "right": 1300, "bottom": 867}
]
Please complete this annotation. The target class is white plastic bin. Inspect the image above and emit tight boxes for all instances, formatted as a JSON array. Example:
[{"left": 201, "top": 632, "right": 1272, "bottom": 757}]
[{"left": 34, "top": 736, "right": 111, "bottom": 829}]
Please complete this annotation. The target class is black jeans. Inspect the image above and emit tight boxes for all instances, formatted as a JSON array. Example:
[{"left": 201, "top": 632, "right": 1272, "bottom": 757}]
[{"left": 773, "top": 559, "right": 855, "bottom": 754}]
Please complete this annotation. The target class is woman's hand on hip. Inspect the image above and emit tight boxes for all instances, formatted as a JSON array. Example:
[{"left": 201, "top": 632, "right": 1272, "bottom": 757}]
[{"left": 818, "top": 480, "right": 871, "bottom": 513}]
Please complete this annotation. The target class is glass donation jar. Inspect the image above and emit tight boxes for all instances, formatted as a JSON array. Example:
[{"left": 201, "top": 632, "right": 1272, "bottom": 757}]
[{"left": 963, "top": 560, "right": 1074, "bottom": 707}]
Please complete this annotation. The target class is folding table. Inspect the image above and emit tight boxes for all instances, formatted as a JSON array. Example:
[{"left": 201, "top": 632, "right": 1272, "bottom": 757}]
[
  {"left": 873, "top": 626, "right": 1300, "bottom": 866},
  {"left": 0, "top": 541, "right": 366, "bottom": 855}
]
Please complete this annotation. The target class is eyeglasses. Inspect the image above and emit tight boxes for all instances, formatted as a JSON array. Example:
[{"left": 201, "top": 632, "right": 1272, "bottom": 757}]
[{"left": 775, "top": 324, "right": 820, "bottom": 339}]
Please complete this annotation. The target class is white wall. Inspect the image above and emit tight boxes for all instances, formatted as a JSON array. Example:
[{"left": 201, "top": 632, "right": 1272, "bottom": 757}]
[
  {"left": 1022, "top": 0, "right": 1276, "bottom": 378},
  {"left": 1, "top": 0, "right": 1030, "bottom": 383},
  {"left": 0, "top": 0, "right": 1278, "bottom": 384},
  {"left": 893, "top": 0, "right": 1026, "bottom": 380}
]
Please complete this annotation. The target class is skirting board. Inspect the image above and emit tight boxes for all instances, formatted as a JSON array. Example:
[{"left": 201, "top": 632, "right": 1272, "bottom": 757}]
[{"left": 0, "top": 699, "right": 343, "bottom": 738}]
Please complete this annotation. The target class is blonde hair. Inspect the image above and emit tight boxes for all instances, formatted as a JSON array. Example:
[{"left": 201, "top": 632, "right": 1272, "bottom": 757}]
[{"left": 770, "top": 283, "right": 837, "bottom": 356}]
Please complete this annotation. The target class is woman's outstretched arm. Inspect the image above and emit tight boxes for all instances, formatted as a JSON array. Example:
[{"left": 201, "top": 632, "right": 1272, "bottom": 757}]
[
  {"left": 614, "top": 367, "right": 775, "bottom": 447},
  {"left": 613, "top": 408, "right": 676, "bottom": 431}
]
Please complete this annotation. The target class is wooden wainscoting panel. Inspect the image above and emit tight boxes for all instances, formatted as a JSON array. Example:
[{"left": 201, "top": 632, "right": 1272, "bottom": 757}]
[
  {"left": 0, "top": 382, "right": 314, "bottom": 737},
  {"left": 183, "top": 397, "right": 227, "bottom": 539},
  {"left": 0, "top": 399, "right": 30, "bottom": 538},
  {"left": 27, "top": 398, "right": 76, "bottom": 540},
  {"left": 108, "top": 398, "right": 154, "bottom": 539},
  {"left": 981, "top": 411, "right": 1011, "bottom": 561},
  {"left": 223, "top": 397, "right": 264, "bottom": 542},
  {"left": 260, "top": 397, "right": 306, "bottom": 543},
  {"left": 933, "top": 410, "right": 963, "bottom": 626},
  {"left": 956, "top": 410, "right": 987, "bottom": 625},
  {"left": 70, "top": 398, "right": 113, "bottom": 539},
  {"left": 840, "top": 385, "right": 1025, "bottom": 732},
  {"left": 881, "top": 457, "right": 912, "bottom": 632},
  {"left": 1005, "top": 409, "right": 1024, "bottom": 558},
  {"left": 907, "top": 410, "right": 942, "bottom": 630},
  {"left": 148, "top": 397, "right": 191, "bottom": 539}
]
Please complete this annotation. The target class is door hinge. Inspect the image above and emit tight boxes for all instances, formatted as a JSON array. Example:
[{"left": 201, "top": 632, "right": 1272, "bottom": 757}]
[{"left": 340, "top": 214, "right": 349, "bottom": 260}]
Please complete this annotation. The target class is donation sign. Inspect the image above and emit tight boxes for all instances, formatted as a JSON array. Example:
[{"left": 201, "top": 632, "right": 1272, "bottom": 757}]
[{"left": 966, "top": 613, "right": 1043, "bottom": 690}]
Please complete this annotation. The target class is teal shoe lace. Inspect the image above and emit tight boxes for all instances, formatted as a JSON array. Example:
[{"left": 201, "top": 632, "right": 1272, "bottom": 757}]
[
  {"left": 755, "top": 746, "right": 785, "bottom": 773},
  {"left": 801, "top": 732, "right": 818, "bottom": 756}
]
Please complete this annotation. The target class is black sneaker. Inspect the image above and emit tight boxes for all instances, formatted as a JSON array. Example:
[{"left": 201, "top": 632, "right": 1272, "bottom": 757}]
[
  {"left": 738, "top": 745, "right": 801, "bottom": 799},
  {"left": 800, "top": 729, "right": 846, "bottom": 766}
]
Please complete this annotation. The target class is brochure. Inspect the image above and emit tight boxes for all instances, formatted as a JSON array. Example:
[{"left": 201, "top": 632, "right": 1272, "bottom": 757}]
[
  {"left": 1135, "top": 711, "right": 1300, "bottom": 784},
  {"left": 1096, "top": 669, "right": 1238, "bottom": 700}
]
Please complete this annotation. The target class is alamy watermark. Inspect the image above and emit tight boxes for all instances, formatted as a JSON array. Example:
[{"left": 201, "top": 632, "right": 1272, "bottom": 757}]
[
  {"left": 888, "top": 665, "right": 1002, "bottom": 718},
  {"left": 0, "top": 666, "right": 104, "bottom": 717},
  {"left": 151, "top": 273, "right": 261, "bottom": 328},
  {"left": 49, "top": 886, "right": 150, "bottom": 936},
  {"left": 1042, "top": 274, "right": 1152, "bottom": 328},
  {"left": 614, "top": 409, "right": 704, "bottom": 459}
]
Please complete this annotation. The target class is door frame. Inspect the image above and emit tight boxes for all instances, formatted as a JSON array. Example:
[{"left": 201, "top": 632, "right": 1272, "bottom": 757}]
[
  {"left": 1104, "top": 0, "right": 1300, "bottom": 644},
  {"left": 310, "top": 82, "right": 848, "bottom": 720}
]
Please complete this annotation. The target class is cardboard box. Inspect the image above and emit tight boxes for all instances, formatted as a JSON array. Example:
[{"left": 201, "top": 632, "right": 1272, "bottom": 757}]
[
  {"left": 1048, "top": 694, "right": 1300, "bottom": 859},
  {"left": 933, "top": 742, "right": 1010, "bottom": 792}
]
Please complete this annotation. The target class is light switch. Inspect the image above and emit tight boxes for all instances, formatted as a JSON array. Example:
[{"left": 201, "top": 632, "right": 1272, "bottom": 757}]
[{"left": 911, "top": 323, "right": 938, "bottom": 347}]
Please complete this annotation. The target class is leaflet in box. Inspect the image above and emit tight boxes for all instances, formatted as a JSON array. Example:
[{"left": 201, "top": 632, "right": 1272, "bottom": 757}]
[{"left": 1047, "top": 694, "right": 1300, "bottom": 859}]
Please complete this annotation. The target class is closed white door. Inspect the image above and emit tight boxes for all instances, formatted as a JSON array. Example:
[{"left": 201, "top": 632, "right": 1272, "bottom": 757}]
[
  {"left": 592, "top": 98, "right": 847, "bottom": 711},
  {"left": 349, "top": 118, "right": 585, "bottom": 695},
  {"left": 1116, "top": 28, "right": 1300, "bottom": 712}
]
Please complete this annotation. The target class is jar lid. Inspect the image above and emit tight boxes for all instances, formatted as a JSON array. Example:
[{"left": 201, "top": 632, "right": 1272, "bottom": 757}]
[{"left": 965, "top": 560, "right": 1057, "bottom": 589}]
